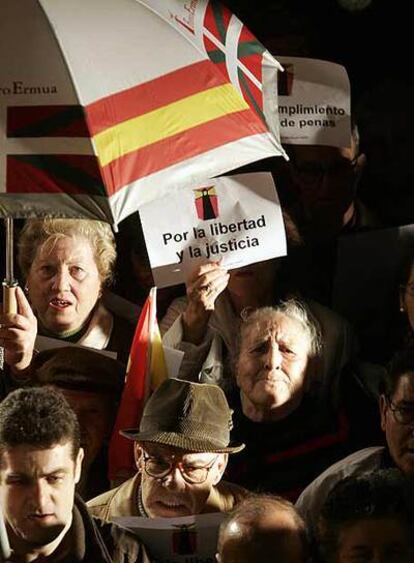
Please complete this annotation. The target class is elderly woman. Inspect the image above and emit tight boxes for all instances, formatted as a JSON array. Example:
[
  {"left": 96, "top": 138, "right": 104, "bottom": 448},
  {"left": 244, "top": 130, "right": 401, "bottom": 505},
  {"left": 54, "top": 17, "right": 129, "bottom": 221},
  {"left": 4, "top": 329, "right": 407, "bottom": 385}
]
[
  {"left": 161, "top": 256, "right": 356, "bottom": 391},
  {"left": 224, "top": 300, "right": 381, "bottom": 501},
  {"left": 0, "top": 218, "right": 135, "bottom": 379}
]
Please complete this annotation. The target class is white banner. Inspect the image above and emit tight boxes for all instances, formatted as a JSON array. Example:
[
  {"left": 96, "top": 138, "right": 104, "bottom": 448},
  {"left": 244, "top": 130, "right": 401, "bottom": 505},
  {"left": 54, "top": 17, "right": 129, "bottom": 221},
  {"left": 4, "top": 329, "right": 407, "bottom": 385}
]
[
  {"left": 115, "top": 512, "right": 224, "bottom": 563},
  {"left": 140, "top": 172, "right": 287, "bottom": 288},
  {"left": 276, "top": 57, "right": 351, "bottom": 147}
]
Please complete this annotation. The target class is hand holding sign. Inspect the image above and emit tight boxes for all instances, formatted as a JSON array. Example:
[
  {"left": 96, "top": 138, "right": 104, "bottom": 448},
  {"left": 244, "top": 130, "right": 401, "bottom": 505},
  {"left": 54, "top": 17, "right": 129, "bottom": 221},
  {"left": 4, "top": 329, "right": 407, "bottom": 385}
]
[
  {"left": 0, "top": 287, "right": 37, "bottom": 374},
  {"left": 182, "top": 261, "right": 229, "bottom": 345}
]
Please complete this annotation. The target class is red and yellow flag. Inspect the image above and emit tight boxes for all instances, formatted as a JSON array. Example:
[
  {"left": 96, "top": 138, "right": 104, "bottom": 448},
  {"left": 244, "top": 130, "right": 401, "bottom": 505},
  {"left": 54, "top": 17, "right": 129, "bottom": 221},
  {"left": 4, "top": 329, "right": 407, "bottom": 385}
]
[
  {"left": 108, "top": 287, "right": 168, "bottom": 481},
  {"left": 85, "top": 59, "right": 267, "bottom": 198}
]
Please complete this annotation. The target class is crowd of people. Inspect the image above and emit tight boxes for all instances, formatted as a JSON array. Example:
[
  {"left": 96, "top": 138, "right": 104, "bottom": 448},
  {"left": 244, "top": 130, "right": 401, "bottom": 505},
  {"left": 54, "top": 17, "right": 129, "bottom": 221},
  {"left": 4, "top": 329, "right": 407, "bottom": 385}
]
[{"left": 0, "top": 14, "right": 414, "bottom": 563}]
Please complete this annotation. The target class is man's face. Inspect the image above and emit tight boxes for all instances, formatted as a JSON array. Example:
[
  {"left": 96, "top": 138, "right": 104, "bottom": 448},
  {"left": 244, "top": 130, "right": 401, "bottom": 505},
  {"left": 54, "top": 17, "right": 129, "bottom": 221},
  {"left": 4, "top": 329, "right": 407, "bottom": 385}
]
[
  {"left": 287, "top": 141, "right": 363, "bottom": 237},
  {"left": 58, "top": 388, "right": 113, "bottom": 469},
  {"left": 236, "top": 313, "right": 310, "bottom": 417},
  {"left": 137, "top": 443, "right": 227, "bottom": 518},
  {"left": 380, "top": 373, "right": 414, "bottom": 476},
  {"left": 0, "top": 442, "right": 83, "bottom": 551},
  {"left": 337, "top": 518, "right": 414, "bottom": 563}
]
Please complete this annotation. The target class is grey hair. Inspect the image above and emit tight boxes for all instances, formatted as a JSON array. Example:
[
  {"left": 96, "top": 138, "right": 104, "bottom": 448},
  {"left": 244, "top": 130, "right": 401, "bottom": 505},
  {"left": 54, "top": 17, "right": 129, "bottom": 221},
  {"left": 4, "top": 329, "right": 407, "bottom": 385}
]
[
  {"left": 239, "top": 298, "right": 322, "bottom": 359},
  {"left": 18, "top": 218, "right": 116, "bottom": 286}
]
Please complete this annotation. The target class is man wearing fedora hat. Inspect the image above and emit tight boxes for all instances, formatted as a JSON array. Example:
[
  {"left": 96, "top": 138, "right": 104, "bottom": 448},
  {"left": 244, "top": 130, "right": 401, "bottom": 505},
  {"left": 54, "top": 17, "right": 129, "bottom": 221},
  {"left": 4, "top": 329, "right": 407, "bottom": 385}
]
[{"left": 87, "top": 378, "right": 248, "bottom": 520}]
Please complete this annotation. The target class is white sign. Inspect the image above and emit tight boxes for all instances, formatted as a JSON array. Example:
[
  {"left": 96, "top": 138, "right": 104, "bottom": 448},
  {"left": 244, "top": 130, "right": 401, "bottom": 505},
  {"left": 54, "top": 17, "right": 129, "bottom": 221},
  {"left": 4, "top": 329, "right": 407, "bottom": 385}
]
[
  {"left": 276, "top": 57, "right": 351, "bottom": 147},
  {"left": 139, "top": 172, "right": 287, "bottom": 288},
  {"left": 115, "top": 512, "right": 224, "bottom": 563}
]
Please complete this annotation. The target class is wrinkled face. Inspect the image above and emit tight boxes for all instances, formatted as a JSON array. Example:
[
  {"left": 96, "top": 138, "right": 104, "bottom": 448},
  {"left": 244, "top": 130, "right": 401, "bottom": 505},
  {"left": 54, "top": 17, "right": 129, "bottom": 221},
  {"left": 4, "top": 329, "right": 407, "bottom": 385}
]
[
  {"left": 0, "top": 443, "right": 83, "bottom": 551},
  {"left": 227, "top": 259, "right": 279, "bottom": 306},
  {"left": 288, "top": 142, "right": 361, "bottom": 237},
  {"left": 336, "top": 518, "right": 414, "bottom": 563},
  {"left": 27, "top": 236, "right": 102, "bottom": 334},
  {"left": 236, "top": 314, "right": 310, "bottom": 416},
  {"left": 137, "top": 443, "right": 227, "bottom": 518},
  {"left": 58, "top": 388, "right": 113, "bottom": 470},
  {"left": 401, "top": 264, "right": 414, "bottom": 333},
  {"left": 380, "top": 373, "right": 414, "bottom": 476}
]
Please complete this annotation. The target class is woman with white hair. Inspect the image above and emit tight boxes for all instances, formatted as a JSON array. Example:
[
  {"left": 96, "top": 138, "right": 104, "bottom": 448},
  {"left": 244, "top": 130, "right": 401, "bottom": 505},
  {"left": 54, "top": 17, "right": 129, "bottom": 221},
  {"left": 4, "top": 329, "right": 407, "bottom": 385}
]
[{"left": 225, "top": 299, "right": 382, "bottom": 501}]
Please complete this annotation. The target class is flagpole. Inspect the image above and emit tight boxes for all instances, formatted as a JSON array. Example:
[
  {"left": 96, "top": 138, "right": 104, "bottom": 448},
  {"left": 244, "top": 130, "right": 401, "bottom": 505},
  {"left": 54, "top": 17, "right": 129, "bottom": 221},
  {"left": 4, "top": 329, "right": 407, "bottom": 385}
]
[{"left": 144, "top": 287, "right": 157, "bottom": 401}]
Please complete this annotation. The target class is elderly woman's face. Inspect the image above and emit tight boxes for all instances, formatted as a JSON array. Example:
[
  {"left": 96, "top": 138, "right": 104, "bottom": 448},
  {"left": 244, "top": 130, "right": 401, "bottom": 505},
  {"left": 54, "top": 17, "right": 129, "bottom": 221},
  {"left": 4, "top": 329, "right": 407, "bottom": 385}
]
[
  {"left": 236, "top": 314, "right": 310, "bottom": 415},
  {"left": 26, "top": 236, "right": 102, "bottom": 334},
  {"left": 401, "top": 264, "right": 414, "bottom": 333}
]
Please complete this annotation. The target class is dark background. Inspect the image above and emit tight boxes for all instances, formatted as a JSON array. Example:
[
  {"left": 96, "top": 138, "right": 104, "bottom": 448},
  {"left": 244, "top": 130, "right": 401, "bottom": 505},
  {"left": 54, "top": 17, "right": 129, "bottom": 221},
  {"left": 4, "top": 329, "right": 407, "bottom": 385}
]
[{"left": 223, "top": 0, "right": 411, "bottom": 103}]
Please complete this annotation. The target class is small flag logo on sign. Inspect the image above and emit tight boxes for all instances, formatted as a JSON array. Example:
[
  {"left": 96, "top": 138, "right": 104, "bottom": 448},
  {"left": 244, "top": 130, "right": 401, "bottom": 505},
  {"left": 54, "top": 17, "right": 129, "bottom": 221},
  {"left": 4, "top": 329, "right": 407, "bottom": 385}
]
[{"left": 194, "top": 186, "right": 219, "bottom": 221}]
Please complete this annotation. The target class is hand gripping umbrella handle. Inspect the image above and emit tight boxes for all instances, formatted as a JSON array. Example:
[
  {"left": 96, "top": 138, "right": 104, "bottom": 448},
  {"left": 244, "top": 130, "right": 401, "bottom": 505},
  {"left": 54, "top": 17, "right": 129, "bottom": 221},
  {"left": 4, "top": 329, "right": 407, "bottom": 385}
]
[
  {"left": 2, "top": 283, "right": 18, "bottom": 315},
  {"left": 3, "top": 218, "right": 18, "bottom": 315}
]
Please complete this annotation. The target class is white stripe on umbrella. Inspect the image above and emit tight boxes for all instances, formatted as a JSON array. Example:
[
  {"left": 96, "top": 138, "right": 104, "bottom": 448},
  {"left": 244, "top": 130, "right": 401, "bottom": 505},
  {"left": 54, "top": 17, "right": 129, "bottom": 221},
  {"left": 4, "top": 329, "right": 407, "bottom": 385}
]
[
  {"left": 225, "top": 14, "right": 244, "bottom": 96},
  {"left": 109, "top": 131, "right": 279, "bottom": 225},
  {"left": 202, "top": 26, "right": 262, "bottom": 92}
]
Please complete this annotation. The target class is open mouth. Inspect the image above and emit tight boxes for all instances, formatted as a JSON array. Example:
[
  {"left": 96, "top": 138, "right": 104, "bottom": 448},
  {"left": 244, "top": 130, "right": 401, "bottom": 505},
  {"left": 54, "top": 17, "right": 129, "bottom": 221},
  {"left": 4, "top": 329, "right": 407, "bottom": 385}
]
[
  {"left": 156, "top": 500, "right": 188, "bottom": 514},
  {"left": 160, "top": 500, "right": 186, "bottom": 508},
  {"left": 49, "top": 297, "right": 72, "bottom": 310}
]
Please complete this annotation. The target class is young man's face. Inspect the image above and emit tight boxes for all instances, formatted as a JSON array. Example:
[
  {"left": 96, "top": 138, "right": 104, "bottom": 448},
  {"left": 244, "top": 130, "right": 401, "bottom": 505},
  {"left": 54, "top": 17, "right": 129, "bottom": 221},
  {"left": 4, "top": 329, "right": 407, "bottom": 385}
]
[
  {"left": 0, "top": 442, "right": 83, "bottom": 552},
  {"left": 137, "top": 443, "right": 227, "bottom": 518}
]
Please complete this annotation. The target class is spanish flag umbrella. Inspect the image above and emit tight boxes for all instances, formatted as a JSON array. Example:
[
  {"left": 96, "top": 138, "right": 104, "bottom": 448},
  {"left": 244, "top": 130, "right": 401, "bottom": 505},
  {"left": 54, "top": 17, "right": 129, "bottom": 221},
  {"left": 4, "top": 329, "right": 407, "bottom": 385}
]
[{"left": 0, "top": 0, "right": 286, "bottom": 228}]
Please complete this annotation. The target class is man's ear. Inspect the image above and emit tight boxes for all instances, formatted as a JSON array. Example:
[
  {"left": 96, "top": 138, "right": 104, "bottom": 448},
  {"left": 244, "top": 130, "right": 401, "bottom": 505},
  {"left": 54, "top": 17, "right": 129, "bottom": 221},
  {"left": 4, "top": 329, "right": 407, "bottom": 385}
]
[
  {"left": 75, "top": 447, "right": 84, "bottom": 484},
  {"left": 212, "top": 454, "right": 228, "bottom": 485},
  {"left": 134, "top": 443, "right": 143, "bottom": 471},
  {"left": 379, "top": 394, "right": 388, "bottom": 432}
]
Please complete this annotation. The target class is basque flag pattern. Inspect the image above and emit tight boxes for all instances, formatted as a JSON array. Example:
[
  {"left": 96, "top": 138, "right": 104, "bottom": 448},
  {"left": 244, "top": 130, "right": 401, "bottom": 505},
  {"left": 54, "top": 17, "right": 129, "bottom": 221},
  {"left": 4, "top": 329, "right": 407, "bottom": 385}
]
[
  {"left": 203, "top": 3, "right": 267, "bottom": 121},
  {"left": 6, "top": 105, "right": 105, "bottom": 196}
]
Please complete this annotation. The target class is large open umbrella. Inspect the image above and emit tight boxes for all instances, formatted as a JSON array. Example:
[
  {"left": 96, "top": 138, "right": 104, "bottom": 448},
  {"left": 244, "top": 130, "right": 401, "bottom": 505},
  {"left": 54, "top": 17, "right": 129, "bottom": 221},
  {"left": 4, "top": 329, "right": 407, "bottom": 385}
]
[
  {"left": 0, "top": 0, "right": 286, "bottom": 312},
  {"left": 0, "top": 2, "right": 285, "bottom": 549},
  {"left": 0, "top": 0, "right": 285, "bottom": 227}
]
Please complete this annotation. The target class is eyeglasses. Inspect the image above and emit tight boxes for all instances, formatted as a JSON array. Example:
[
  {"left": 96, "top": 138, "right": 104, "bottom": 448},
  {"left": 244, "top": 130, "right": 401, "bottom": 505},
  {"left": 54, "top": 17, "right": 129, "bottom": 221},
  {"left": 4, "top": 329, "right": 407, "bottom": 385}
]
[
  {"left": 141, "top": 453, "right": 219, "bottom": 484},
  {"left": 290, "top": 156, "right": 359, "bottom": 182},
  {"left": 386, "top": 397, "right": 414, "bottom": 426}
]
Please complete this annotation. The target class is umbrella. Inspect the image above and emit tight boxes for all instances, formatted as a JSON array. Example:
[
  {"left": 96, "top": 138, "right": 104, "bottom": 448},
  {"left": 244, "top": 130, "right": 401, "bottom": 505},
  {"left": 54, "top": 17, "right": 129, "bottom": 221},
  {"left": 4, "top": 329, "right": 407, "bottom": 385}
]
[{"left": 0, "top": 0, "right": 286, "bottom": 228}]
